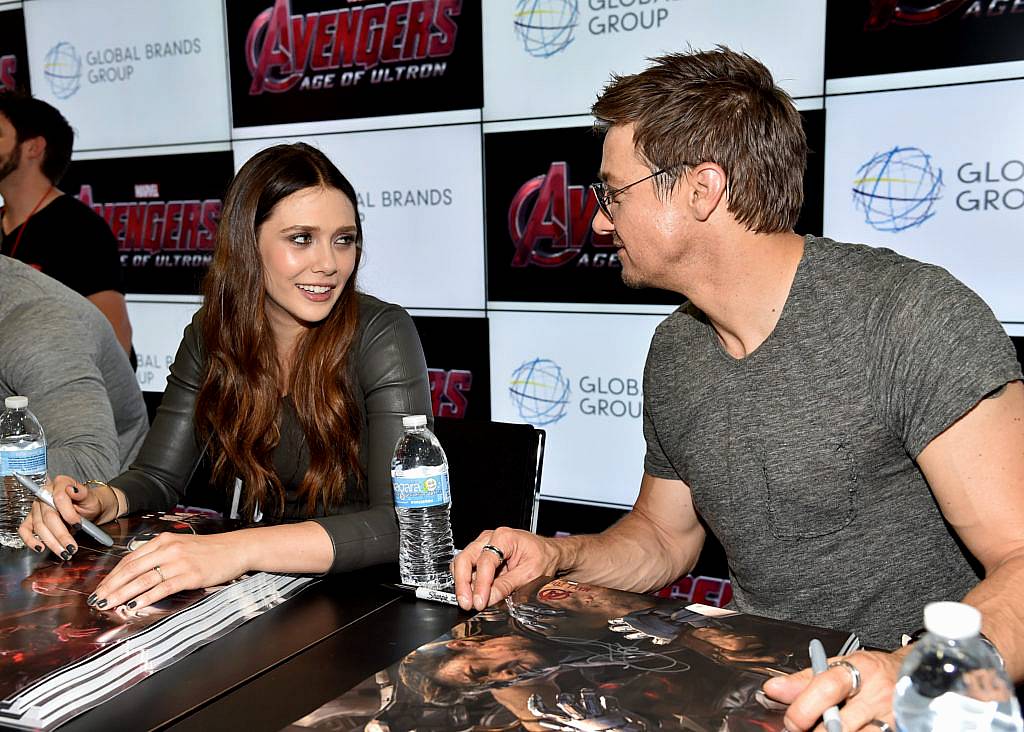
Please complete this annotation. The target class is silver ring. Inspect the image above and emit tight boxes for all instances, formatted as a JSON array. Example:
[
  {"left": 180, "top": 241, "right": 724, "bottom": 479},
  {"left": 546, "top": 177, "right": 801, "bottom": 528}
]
[
  {"left": 829, "top": 659, "right": 862, "bottom": 698},
  {"left": 481, "top": 544, "right": 506, "bottom": 563},
  {"left": 152, "top": 565, "right": 166, "bottom": 583},
  {"left": 868, "top": 720, "right": 892, "bottom": 732}
]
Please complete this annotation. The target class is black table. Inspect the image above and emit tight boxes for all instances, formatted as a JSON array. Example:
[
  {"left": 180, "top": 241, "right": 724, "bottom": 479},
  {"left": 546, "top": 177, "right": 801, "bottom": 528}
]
[{"left": 13, "top": 565, "right": 465, "bottom": 731}]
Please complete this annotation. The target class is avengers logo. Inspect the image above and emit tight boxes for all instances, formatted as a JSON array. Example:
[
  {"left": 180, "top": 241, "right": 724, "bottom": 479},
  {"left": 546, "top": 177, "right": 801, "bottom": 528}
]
[
  {"left": 864, "top": 0, "right": 1016, "bottom": 30},
  {"left": 0, "top": 55, "right": 16, "bottom": 92},
  {"left": 428, "top": 368, "right": 471, "bottom": 418},
  {"left": 77, "top": 185, "right": 220, "bottom": 252},
  {"left": 245, "top": 0, "right": 462, "bottom": 94},
  {"left": 508, "top": 161, "right": 614, "bottom": 268}
]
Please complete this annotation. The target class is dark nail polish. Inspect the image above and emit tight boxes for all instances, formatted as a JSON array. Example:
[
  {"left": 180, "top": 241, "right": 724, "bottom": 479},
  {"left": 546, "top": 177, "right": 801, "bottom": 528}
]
[
  {"left": 127, "top": 600, "right": 137, "bottom": 609},
  {"left": 34, "top": 544, "right": 43, "bottom": 553},
  {"left": 71, "top": 485, "right": 80, "bottom": 494},
  {"left": 87, "top": 593, "right": 96, "bottom": 605},
  {"left": 66, "top": 544, "right": 76, "bottom": 555},
  {"left": 60, "top": 550, "right": 70, "bottom": 561},
  {"left": 96, "top": 599, "right": 107, "bottom": 608},
  {"left": 72, "top": 523, "right": 82, "bottom": 532}
]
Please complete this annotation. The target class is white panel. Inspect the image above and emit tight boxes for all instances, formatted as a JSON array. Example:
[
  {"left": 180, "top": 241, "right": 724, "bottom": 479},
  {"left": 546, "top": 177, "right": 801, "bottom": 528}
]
[
  {"left": 823, "top": 80, "right": 1024, "bottom": 327},
  {"left": 826, "top": 60, "right": 1024, "bottom": 95},
  {"left": 24, "top": 0, "right": 230, "bottom": 150},
  {"left": 231, "top": 109, "right": 482, "bottom": 140},
  {"left": 484, "top": 0, "right": 826, "bottom": 121},
  {"left": 232, "top": 127, "right": 486, "bottom": 311},
  {"left": 489, "top": 310, "right": 665, "bottom": 508},
  {"left": 126, "top": 296, "right": 202, "bottom": 392}
]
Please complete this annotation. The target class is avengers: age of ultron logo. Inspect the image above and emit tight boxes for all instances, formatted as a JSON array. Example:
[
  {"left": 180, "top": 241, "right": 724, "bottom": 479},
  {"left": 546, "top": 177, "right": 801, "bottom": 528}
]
[{"left": 864, "top": 0, "right": 1017, "bottom": 30}]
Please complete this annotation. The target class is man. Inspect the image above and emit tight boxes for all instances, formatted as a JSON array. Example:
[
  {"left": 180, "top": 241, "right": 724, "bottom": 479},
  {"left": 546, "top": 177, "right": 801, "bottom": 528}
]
[
  {"left": 0, "top": 93, "right": 134, "bottom": 360},
  {"left": 454, "top": 47, "right": 1024, "bottom": 730},
  {"left": 0, "top": 255, "right": 148, "bottom": 504}
]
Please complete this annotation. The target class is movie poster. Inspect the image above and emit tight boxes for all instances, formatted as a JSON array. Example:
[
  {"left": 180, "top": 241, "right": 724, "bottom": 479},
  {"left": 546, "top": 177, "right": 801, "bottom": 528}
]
[
  {"left": 413, "top": 314, "right": 490, "bottom": 421},
  {"left": 61, "top": 149, "right": 234, "bottom": 295},
  {"left": 226, "top": 0, "right": 483, "bottom": 128},
  {"left": 287, "top": 577, "right": 856, "bottom": 731},
  {"left": 0, "top": 5, "right": 30, "bottom": 94}
]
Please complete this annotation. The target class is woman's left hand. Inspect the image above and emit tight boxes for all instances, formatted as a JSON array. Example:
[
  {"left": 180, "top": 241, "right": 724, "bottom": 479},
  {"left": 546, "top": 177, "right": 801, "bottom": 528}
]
[
  {"left": 88, "top": 531, "right": 251, "bottom": 613},
  {"left": 761, "top": 648, "right": 905, "bottom": 731}
]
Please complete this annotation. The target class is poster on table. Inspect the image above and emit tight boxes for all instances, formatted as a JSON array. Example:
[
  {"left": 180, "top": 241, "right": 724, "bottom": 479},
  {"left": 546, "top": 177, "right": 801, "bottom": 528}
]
[
  {"left": 233, "top": 125, "right": 486, "bottom": 311},
  {"left": 0, "top": 5, "right": 30, "bottom": 94},
  {"left": 412, "top": 314, "right": 491, "bottom": 421},
  {"left": 483, "top": 0, "right": 825, "bottom": 120},
  {"left": 225, "top": 0, "right": 483, "bottom": 128},
  {"left": 823, "top": 78, "right": 1024, "bottom": 330},
  {"left": 488, "top": 310, "right": 664, "bottom": 508},
  {"left": 61, "top": 149, "right": 234, "bottom": 295},
  {"left": 825, "top": 0, "right": 1024, "bottom": 82},
  {"left": 22, "top": 0, "right": 230, "bottom": 150}
]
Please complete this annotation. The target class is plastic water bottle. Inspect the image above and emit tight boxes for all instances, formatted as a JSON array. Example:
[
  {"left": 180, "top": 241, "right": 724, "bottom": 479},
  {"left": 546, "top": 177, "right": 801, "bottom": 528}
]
[
  {"left": 391, "top": 415, "right": 454, "bottom": 589},
  {"left": 0, "top": 396, "right": 47, "bottom": 549},
  {"left": 894, "top": 601, "right": 1022, "bottom": 732}
]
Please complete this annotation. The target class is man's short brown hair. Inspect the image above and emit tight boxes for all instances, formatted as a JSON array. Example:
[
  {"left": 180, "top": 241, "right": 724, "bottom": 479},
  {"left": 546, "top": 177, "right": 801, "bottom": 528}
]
[{"left": 591, "top": 46, "right": 807, "bottom": 234}]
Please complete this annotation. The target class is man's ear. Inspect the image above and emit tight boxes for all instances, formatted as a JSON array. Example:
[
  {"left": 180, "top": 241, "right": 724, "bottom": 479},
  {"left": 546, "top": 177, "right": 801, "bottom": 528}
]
[
  {"left": 20, "top": 135, "right": 47, "bottom": 163},
  {"left": 687, "top": 163, "right": 728, "bottom": 222}
]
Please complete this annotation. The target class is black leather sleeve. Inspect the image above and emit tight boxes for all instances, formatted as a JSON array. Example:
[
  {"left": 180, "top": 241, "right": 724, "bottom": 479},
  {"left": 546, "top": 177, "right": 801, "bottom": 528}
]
[
  {"left": 108, "top": 312, "right": 207, "bottom": 512},
  {"left": 312, "top": 297, "right": 432, "bottom": 572}
]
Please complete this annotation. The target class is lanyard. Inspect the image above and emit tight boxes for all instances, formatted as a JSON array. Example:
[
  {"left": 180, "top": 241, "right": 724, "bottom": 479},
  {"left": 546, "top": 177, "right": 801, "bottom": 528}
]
[{"left": 2, "top": 184, "right": 55, "bottom": 259}]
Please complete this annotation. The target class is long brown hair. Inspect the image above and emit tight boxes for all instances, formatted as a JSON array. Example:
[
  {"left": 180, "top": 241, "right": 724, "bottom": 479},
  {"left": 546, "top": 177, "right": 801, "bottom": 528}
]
[
  {"left": 195, "top": 142, "right": 365, "bottom": 519},
  {"left": 592, "top": 46, "right": 807, "bottom": 234}
]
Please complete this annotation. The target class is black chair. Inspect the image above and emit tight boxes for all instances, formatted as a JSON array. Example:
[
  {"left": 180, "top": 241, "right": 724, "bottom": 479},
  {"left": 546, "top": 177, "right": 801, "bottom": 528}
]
[{"left": 431, "top": 417, "right": 546, "bottom": 548}]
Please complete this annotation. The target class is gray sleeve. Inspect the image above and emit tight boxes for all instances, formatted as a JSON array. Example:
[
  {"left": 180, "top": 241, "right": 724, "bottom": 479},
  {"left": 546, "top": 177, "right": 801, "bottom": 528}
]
[
  {"left": 311, "top": 303, "right": 432, "bottom": 573},
  {"left": 642, "top": 329, "right": 679, "bottom": 480},
  {"left": 2, "top": 303, "right": 122, "bottom": 481},
  {"left": 867, "top": 263, "right": 1023, "bottom": 458}
]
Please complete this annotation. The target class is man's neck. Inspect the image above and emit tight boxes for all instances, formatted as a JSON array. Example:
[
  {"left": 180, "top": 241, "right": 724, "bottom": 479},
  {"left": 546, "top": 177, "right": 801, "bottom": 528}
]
[
  {"left": 0, "top": 173, "right": 60, "bottom": 235},
  {"left": 685, "top": 228, "right": 807, "bottom": 360}
]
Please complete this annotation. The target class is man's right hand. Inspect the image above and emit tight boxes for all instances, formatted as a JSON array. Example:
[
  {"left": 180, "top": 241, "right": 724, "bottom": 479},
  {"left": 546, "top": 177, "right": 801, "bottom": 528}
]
[
  {"left": 453, "top": 527, "right": 564, "bottom": 611},
  {"left": 17, "top": 476, "right": 109, "bottom": 558}
]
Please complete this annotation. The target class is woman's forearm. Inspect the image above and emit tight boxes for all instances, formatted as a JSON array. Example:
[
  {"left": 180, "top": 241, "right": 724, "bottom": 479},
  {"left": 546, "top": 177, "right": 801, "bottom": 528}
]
[{"left": 234, "top": 521, "right": 336, "bottom": 574}]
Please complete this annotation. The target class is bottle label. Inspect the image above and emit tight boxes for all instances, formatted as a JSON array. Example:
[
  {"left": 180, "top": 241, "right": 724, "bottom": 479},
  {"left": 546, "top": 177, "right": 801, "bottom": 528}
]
[
  {"left": 392, "top": 469, "right": 450, "bottom": 509},
  {"left": 0, "top": 446, "right": 46, "bottom": 477}
]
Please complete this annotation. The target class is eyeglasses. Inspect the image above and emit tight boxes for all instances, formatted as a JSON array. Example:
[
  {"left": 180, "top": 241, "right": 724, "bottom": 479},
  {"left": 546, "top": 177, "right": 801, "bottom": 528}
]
[{"left": 590, "top": 168, "right": 673, "bottom": 222}]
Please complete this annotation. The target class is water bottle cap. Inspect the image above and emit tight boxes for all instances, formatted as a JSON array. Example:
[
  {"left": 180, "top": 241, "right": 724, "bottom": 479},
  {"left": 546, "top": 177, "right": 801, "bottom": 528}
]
[
  {"left": 402, "top": 415, "right": 427, "bottom": 428},
  {"left": 923, "top": 601, "right": 981, "bottom": 639},
  {"left": 4, "top": 396, "right": 28, "bottom": 409}
]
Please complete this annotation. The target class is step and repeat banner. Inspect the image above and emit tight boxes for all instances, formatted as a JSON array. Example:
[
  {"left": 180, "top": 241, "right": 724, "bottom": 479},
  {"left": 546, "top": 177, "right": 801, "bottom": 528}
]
[{"left": 2, "top": 1, "right": 1023, "bottom": 572}]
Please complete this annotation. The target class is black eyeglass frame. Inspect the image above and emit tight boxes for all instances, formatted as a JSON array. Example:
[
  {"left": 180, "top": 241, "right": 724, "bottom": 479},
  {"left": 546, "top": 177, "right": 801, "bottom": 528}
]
[{"left": 590, "top": 167, "right": 674, "bottom": 222}]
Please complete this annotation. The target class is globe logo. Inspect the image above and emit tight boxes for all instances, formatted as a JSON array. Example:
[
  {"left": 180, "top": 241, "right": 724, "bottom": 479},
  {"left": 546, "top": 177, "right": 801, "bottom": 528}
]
[
  {"left": 852, "top": 146, "right": 943, "bottom": 232},
  {"left": 513, "top": 0, "right": 579, "bottom": 58},
  {"left": 509, "top": 357, "right": 571, "bottom": 426},
  {"left": 43, "top": 42, "right": 82, "bottom": 100}
]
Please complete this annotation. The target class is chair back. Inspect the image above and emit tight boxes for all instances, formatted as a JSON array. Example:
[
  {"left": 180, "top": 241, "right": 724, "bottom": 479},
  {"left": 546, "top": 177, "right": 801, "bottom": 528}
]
[{"left": 431, "top": 418, "right": 545, "bottom": 548}]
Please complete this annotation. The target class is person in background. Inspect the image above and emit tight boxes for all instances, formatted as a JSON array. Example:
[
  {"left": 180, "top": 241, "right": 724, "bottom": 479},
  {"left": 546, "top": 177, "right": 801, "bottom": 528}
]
[
  {"left": 0, "top": 92, "right": 134, "bottom": 362},
  {"left": 454, "top": 47, "right": 1024, "bottom": 731},
  {"left": 19, "top": 143, "right": 431, "bottom": 611},
  {"left": 0, "top": 255, "right": 148, "bottom": 513}
]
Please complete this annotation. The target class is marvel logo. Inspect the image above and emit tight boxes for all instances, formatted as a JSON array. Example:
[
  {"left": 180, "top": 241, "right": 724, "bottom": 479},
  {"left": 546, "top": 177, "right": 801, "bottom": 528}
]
[{"left": 134, "top": 183, "right": 160, "bottom": 199}]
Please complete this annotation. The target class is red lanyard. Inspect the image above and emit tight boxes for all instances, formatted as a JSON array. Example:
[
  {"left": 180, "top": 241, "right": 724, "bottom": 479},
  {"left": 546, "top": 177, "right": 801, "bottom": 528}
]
[{"left": 3, "top": 184, "right": 54, "bottom": 259}]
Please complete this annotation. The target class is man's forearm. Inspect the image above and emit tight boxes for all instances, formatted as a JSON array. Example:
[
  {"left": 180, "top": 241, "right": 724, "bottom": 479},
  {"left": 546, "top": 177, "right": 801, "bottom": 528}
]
[
  {"left": 552, "top": 510, "right": 702, "bottom": 593},
  {"left": 963, "top": 548, "right": 1024, "bottom": 682}
]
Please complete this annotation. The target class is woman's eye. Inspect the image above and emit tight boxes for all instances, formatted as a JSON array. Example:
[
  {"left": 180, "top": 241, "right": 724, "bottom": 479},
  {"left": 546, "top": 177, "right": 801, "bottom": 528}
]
[
  {"left": 290, "top": 233, "right": 312, "bottom": 246},
  {"left": 334, "top": 234, "right": 355, "bottom": 247}
]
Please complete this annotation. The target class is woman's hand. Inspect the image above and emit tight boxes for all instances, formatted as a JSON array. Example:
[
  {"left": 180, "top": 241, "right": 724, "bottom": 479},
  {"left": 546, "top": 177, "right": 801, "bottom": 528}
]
[
  {"left": 17, "top": 476, "right": 112, "bottom": 559},
  {"left": 87, "top": 531, "right": 252, "bottom": 612}
]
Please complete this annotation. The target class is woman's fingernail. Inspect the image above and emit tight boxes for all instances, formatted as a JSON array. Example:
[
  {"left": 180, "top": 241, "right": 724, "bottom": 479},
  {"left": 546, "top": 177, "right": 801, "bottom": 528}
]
[
  {"left": 66, "top": 544, "right": 76, "bottom": 554},
  {"left": 71, "top": 485, "right": 79, "bottom": 494},
  {"left": 34, "top": 544, "right": 43, "bottom": 553},
  {"left": 72, "top": 523, "right": 82, "bottom": 532},
  {"left": 96, "top": 599, "right": 107, "bottom": 608},
  {"left": 127, "top": 600, "right": 137, "bottom": 609},
  {"left": 60, "top": 550, "right": 70, "bottom": 561},
  {"left": 87, "top": 593, "right": 96, "bottom": 605}
]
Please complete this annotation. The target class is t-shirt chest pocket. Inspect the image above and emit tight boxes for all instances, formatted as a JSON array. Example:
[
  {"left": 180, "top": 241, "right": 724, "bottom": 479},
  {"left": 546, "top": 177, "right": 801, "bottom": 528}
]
[{"left": 758, "top": 428, "right": 858, "bottom": 538}]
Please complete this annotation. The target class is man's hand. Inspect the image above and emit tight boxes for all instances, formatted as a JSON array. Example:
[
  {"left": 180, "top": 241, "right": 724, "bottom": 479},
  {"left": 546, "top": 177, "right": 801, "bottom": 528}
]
[
  {"left": 87, "top": 530, "right": 250, "bottom": 613},
  {"left": 453, "top": 527, "right": 563, "bottom": 611},
  {"left": 762, "top": 648, "right": 904, "bottom": 731}
]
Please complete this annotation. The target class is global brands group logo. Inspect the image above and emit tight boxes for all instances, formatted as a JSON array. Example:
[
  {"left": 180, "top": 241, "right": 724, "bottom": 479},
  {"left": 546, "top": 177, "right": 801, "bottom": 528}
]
[
  {"left": 852, "top": 146, "right": 943, "bottom": 232},
  {"left": 513, "top": 0, "right": 579, "bottom": 58},
  {"left": 43, "top": 42, "right": 81, "bottom": 99},
  {"left": 509, "top": 358, "right": 571, "bottom": 426}
]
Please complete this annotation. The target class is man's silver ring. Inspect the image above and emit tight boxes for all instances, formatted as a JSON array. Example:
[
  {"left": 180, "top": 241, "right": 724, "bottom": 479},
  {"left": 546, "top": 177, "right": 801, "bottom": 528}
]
[
  {"left": 153, "top": 565, "right": 166, "bottom": 583},
  {"left": 867, "top": 720, "right": 892, "bottom": 732},
  {"left": 482, "top": 544, "right": 506, "bottom": 563},
  {"left": 828, "top": 659, "right": 862, "bottom": 698}
]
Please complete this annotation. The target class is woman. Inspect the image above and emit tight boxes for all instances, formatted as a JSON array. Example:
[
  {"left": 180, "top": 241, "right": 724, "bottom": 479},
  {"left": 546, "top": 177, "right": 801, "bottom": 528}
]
[{"left": 18, "top": 143, "right": 431, "bottom": 612}]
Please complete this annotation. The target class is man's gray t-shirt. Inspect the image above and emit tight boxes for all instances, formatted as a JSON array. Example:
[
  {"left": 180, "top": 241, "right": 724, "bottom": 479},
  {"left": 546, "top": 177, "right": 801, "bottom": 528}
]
[
  {"left": 642, "top": 235, "right": 1022, "bottom": 649},
  {"left": 0, "top": 256, "right": 148, "bottom": 480}
]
